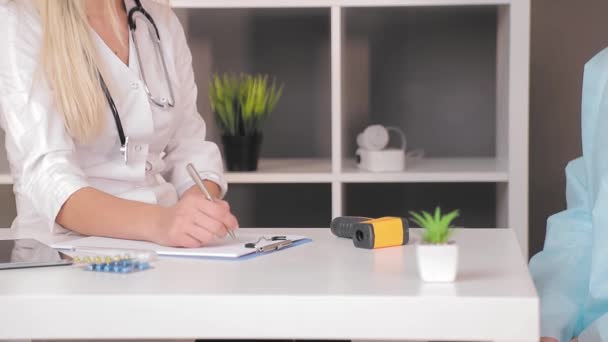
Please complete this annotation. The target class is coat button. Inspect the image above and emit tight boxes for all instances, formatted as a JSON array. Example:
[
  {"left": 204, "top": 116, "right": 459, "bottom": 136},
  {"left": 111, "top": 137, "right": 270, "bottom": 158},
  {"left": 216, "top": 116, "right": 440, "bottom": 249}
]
[
  {"left": 131, "top": 82, "right": 139, "bottom": 90},
  {"left": 135, "top": 145, "right": 143, "bottom": 152}
]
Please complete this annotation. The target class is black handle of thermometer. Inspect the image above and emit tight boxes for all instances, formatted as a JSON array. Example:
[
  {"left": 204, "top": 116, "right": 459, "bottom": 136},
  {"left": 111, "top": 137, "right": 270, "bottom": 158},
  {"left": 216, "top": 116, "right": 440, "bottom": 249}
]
[{"left": 330, "top": 216, "right": 371, "bottom": 239}]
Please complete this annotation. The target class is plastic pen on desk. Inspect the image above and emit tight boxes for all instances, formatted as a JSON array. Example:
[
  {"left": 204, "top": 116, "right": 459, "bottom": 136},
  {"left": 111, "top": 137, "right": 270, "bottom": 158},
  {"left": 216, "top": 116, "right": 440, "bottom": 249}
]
[{"left": 186, "top": 163, "right": 236, "bottom": 240}]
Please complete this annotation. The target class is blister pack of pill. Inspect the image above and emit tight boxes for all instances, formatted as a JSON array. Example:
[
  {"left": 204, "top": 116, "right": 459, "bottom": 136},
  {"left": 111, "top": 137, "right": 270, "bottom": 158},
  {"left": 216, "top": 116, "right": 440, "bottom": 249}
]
[
  {"left": 73, "top": 255, "right": 152, "bottom": 274},
  {"left": 86, "top": 258, "right": 151, "bottom": 273}
]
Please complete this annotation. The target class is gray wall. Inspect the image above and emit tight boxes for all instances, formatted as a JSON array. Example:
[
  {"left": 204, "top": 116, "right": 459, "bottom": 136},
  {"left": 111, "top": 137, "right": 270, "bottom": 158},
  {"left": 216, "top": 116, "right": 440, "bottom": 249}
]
[
  {"left": 343, "top": 7, "right": 498, "bottom": 229},
  {"left": 345, "top": 7, "right": 497, "bottom": 158},
  {"left": 529, "top": 0, "right": 608, "bottom": 257}
]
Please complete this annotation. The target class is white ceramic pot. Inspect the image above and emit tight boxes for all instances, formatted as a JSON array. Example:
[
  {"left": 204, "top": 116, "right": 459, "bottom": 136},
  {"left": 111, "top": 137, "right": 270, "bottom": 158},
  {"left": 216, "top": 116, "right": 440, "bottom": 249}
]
[{"left": 416, "top": 242, "right": 459, "bottom": 282}]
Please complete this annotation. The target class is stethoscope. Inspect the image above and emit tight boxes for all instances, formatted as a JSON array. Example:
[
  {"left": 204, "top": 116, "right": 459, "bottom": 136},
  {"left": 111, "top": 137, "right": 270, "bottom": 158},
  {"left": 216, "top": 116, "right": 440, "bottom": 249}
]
[{"left": 100, "top": 0, "right": 175, "bottom": 164}]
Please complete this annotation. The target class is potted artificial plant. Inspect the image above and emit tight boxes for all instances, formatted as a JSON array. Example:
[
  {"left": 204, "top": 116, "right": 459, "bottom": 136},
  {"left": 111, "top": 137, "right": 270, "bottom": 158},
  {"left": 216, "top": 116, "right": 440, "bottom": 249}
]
[
  {"left": 410, "top": 207, "right": 460, "bottom": 282},
  {"left": 209, "top": 73, "right": 284, "bottom": 171}
]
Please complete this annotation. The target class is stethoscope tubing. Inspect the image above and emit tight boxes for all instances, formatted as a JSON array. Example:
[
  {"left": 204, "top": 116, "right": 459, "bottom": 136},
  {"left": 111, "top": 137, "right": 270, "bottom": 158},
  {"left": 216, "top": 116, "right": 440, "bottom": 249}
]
[
  {"left": 100, "top": 0, "right": 174, "bottom": 164},
  {"left": 128, "top": 0, "right": 160, "bottom": 39}
]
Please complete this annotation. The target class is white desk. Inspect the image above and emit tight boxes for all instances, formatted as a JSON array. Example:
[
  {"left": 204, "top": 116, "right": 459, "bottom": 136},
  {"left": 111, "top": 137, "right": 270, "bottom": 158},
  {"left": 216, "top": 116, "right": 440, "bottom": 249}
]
[{"left": 0, "top": 228, "right": 538, "bottom": 341}]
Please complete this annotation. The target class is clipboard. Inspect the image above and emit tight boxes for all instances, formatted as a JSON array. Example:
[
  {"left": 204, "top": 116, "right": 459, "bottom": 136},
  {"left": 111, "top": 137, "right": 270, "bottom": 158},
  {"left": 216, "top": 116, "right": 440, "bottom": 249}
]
[{"left": 51, "top": 233, "right": 312, "bottom": 260}]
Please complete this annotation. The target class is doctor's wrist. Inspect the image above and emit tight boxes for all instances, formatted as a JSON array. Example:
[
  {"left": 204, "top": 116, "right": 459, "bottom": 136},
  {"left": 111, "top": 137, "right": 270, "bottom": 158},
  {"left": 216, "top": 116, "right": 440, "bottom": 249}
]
[
  {"left": 148, "top": 206, "right": 174, "bottom": 245},
  {"left": 182, "top": 182, "right": 222, "bottom": 199}
]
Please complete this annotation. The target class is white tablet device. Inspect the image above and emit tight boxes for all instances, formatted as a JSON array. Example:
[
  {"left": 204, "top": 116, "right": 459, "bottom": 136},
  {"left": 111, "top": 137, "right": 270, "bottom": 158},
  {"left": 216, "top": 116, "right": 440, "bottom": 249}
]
[{"left": 0, "top": 239, "right": 73, "bottom": 270}]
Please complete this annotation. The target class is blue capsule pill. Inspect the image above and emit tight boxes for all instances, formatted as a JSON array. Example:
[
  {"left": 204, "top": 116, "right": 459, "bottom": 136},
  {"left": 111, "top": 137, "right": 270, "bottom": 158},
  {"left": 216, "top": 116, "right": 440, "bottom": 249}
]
[
  {"left": 121, "top": 266, "right": 133, "bottom": 273},
  {"left": 103, "top": 264, "right": 111, "bottom": 272},
  {"left": 87, "top": 264, "right": 95, "bottom": 271},
  {"left": 94, "top": 264, "right": 104, "bottom": 271},
  {"left": 136, "top": 262, "right": 150, "bottom": 270}
]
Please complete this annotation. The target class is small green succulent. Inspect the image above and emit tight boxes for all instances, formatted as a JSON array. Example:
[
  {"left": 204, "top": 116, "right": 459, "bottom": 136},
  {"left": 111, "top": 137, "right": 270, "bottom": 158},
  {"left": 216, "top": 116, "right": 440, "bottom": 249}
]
[
  {"left": 209, "top": 73, "right": 284, "bottom": 136},
  {"left": 409, "top": 207, "right": 460, "bottom": 244}
]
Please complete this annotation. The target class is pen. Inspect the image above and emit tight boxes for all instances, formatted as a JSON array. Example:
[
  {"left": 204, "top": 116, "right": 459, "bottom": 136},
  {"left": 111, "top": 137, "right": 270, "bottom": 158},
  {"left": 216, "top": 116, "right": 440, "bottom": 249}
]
[{"left": 186, "top": 163, "right": 236, "bottom": 240}]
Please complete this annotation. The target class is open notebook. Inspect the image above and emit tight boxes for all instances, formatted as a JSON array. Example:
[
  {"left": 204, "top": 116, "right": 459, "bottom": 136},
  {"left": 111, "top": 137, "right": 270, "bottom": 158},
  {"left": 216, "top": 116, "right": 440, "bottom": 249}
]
[{"left": 52, "top": 233, "right": 310, "bottom": 259}]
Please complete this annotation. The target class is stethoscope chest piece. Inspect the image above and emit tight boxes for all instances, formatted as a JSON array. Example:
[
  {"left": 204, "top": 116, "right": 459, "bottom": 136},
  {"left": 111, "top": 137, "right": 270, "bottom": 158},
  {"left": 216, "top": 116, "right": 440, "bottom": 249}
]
[{"left": 120, "top": 136, "right": 130, "bottom": 164}]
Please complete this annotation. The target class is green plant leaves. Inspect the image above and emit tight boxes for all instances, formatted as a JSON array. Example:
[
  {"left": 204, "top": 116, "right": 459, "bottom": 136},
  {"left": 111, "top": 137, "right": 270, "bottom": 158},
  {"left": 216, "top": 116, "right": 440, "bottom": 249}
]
[
  {"left": 408, "top": 207, "right": 460, "bottom": 244},
  {"left": 209, "top": 73, "right": 284, "bottom": 136},
  {"left": 209, "top": 74, "right": 240, "bottom": 136}
]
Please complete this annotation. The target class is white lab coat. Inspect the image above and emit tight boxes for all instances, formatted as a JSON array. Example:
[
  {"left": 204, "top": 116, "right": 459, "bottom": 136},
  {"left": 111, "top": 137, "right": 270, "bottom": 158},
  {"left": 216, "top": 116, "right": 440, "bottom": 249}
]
[{"left": 0, "top": 0, "right": 227, "bottom": 234}]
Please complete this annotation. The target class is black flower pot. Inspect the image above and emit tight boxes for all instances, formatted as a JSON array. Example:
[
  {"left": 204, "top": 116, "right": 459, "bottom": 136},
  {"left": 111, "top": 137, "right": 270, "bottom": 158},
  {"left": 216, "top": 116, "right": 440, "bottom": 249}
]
[{"left": 222, "top": 134, "right": 263, "bottom": 171}]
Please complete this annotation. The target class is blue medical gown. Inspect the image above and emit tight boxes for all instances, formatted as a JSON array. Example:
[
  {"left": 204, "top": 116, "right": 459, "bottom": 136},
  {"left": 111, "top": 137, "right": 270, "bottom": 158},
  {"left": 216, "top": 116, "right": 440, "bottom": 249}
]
[{"left": 530, "top": 47, "right": 608, "bottom": 341}]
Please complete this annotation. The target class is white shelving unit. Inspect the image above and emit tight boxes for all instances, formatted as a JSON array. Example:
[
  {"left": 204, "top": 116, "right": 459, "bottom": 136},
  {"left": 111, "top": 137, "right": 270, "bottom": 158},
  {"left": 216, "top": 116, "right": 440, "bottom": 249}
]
[
  {"left": 178, "top": 0, "right": 529, "bottom": 255},
  {"left": 0, "top": 0, "right": 530, "bottom": 256},
  {"left": 172, "top": 0, "right": 513, "bottom": 7}
]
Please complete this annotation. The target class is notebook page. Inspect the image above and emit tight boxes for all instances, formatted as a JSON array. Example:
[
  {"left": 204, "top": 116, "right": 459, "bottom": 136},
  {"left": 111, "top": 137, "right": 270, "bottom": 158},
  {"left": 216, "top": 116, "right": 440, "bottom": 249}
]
[{"left": 52, "top": 233, "right": 308, "bottom": 258}]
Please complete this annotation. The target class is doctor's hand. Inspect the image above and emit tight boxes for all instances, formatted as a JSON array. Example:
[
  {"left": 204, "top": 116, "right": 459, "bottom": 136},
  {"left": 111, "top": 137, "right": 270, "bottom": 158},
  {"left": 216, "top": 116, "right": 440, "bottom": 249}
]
[{"left": 154, "top": 194, "right": 239, "bottom": 248}]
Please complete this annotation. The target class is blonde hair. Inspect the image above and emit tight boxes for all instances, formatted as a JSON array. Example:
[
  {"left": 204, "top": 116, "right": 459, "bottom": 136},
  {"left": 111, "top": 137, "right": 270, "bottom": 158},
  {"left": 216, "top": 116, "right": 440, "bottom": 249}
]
[
  {"left": 33, "top": 1, "right": 118, "bottom": 143},
  {"left": 34, "top": 0, "right": 168, "bottom": 143}
]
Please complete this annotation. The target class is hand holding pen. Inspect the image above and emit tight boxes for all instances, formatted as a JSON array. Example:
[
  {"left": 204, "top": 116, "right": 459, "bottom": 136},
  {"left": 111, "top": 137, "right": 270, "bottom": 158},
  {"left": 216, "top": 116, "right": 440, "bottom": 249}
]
[
  {"left": 186, "top": 163, "right": 237, "bottom": 240},
  {"left": 152, "top": 166, "right": 238, "bottom": 248}
]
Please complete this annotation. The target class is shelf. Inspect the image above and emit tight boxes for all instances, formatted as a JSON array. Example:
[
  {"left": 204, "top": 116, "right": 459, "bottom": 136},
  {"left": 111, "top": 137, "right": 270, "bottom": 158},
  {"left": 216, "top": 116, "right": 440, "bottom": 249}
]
[
  {"left": 0, "top": 158, "right": 508, "bottom": 185},
  {"left": 225, "top": 158, "right": 333, "bottom": 183},
  {"left": 0, "top": 174, "right": 11, "bottom": 185},
  {"left": 339, "top": 0, "right": 510, "bottom": 5},
  {"left": 225, "top": 157, "right": 507, "bottom": 183},
  {"left": 0, "top": 159, "right": 330, "bottom": 185},
  {"left": 172, "top": 0, "right": 510, "bottom": 8},
  {"left": 341, "top": 157, "right": 508, "bottom": 183},
  {"left": 173, "top": 0, "right": 329, "bottom": 7}
]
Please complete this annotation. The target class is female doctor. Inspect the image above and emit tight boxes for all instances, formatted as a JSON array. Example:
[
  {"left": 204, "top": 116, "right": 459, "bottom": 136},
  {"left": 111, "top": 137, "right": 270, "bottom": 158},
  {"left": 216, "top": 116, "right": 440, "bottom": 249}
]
[
  {"left": 530, "top": 47, "right": 608, "bottom": 341},
  {"left": 0, "top": 0, "right": 239, "bottom": 247}
]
